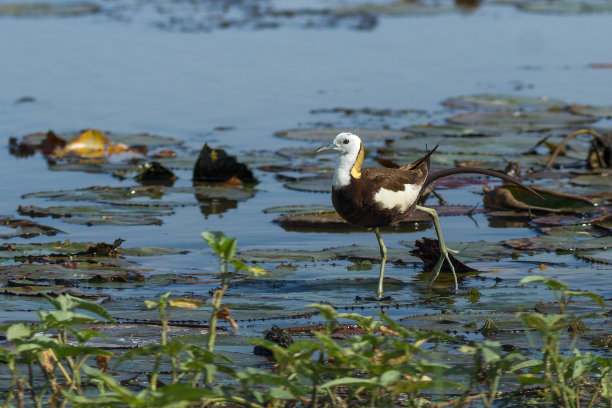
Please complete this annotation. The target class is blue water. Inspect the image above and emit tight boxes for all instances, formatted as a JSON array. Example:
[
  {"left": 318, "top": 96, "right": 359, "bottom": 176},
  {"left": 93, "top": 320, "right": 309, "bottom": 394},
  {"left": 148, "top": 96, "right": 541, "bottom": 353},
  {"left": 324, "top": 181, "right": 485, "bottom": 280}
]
[{"left": 0, "top": 2, "right": 611, "bottom": 324}]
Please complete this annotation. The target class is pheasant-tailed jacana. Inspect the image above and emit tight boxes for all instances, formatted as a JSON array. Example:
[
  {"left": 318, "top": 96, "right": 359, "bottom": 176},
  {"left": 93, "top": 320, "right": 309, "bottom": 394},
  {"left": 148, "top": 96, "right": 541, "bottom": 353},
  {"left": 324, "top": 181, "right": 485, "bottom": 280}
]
[{"left": 316, "top": 132, "right": 537, "bottom": 298}]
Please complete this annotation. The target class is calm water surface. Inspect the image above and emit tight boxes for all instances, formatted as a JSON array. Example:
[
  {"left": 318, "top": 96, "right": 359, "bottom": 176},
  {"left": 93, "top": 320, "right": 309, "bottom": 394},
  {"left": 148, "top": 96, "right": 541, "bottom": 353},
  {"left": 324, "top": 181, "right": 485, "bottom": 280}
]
[{"left": 0, "top": 3, "right": 611, "bottom": 325}]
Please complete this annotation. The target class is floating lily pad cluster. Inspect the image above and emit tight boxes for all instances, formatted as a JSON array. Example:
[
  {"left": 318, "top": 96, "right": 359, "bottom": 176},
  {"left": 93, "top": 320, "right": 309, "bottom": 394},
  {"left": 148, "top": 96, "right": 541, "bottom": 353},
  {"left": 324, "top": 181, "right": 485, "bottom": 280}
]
[
  {"left": 0, "top": 239, "right": 190, "bottom": 299},
  {"left": 10, "top": 129, "right": 185, "bottom": 177},
  {"left": 2, "top": 94, "right": 612, "bottom": 357},
  {"left": 272, "top": 94, "right": 612, "bottom": 229}
]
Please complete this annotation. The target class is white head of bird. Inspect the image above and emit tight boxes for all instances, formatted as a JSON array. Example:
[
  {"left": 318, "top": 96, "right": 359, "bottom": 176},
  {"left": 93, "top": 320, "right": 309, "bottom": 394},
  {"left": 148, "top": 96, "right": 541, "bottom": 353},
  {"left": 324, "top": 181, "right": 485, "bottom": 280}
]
[{"left": 315, "top": 132, "right": 365, "bottom": 188}]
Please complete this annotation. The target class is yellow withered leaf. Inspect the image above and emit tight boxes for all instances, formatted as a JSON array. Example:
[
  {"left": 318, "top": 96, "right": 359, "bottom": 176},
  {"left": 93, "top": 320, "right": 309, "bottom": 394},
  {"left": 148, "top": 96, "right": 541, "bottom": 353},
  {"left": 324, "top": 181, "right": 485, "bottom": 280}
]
[
  {"left": 168, "top": 299, "right": 205, "bottom": 309},
  {"left": 107, "top": 142, "right": 128, "bottom": 155},
  {"left": 62, "top": 129, "right": 109, "bottom": 157}
]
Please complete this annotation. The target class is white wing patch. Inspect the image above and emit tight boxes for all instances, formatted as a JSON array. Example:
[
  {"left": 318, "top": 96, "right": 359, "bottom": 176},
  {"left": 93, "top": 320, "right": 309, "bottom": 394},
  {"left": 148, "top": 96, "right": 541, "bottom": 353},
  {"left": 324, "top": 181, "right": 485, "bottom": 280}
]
[{"left": 373, "top": 183, "right": 422, "bottom": 212}]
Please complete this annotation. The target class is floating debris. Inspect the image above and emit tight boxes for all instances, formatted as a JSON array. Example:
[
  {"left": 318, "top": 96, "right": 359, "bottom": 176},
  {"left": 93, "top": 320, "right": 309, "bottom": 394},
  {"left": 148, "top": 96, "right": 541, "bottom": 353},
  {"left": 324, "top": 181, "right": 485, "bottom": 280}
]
[
  {"left": 253, "top": 325, "right": 294, "bottom": 357},
  {"left": 193, "top": 144, "right": 256, "bottom": 183}
]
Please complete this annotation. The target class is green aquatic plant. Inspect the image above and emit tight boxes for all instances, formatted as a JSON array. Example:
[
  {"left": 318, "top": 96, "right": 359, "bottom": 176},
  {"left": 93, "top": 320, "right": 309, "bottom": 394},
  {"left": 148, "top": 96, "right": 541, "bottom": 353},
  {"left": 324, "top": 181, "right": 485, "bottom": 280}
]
[
  {"left": 514, "top": 276, "right": 610, "bottom": 408},
  {"left": 201, "top": 231, "right": 268, "bottom": 351},
  {"left": 0, "top": 236, "right": 610, "bottom": 407},
  {"left": 0, "top": 294, "right": 114, "bottom": 407}
]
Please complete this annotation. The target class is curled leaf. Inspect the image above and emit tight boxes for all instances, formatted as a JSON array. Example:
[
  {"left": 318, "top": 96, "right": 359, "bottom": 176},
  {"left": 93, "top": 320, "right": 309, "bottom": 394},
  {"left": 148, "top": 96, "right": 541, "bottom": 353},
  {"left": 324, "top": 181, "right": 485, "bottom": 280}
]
[
  {"left": 169, "top": 299, "right": 205, "bottom": 309},
  {"left": 484, "top": 185, "right": 594, "bottom": 213}
]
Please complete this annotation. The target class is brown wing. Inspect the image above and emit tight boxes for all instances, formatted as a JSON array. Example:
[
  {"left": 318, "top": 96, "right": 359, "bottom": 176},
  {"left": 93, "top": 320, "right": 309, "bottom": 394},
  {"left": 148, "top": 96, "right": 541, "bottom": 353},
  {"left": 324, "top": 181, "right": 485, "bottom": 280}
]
[{"left": 361, "top": 158, "right": 429, "bottom": 193}]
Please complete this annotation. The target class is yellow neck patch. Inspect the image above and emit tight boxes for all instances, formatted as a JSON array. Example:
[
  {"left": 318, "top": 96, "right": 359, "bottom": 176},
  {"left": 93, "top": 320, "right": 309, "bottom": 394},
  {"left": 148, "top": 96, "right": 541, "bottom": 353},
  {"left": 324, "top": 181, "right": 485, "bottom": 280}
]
[{"left": 350, "top": 142, "right": 365, "bottom": 179}]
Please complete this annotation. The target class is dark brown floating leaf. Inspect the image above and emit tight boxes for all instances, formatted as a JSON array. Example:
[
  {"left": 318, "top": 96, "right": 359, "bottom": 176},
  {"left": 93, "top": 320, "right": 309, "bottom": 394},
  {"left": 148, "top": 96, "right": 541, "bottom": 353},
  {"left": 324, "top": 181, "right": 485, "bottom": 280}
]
[
  {"left": 591, "top": 334, "right": 612, "bottom": 349},
  {"left": 592, "top": 215, "right": 612, "bottom": 235},
  {"left": 134, "top": 161, "right": 177, "bottom": 186},
  {"left": 410, "top": 238, "right": 477, "bottom": 274},
  {"left": 483, "top": 185, "right": 595, "bottom": 214},
  {"left": 253, "top": 325, "right": 294, "bottom": 357},
  {"left": 77, "top": 239, "right": 125, "bottom": 257},
  {"left": 193, "top": 144, "right": 256, "bottom": 183},
  {"left": 9, "top": 130, "right": 66, "bottom": 157}
]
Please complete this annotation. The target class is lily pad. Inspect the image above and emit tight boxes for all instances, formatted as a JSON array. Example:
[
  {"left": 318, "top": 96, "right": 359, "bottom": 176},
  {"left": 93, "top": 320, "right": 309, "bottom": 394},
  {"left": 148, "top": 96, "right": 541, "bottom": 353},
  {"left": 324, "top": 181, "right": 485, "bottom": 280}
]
[
  {"left": 22, "top": 184, "right": 255, "bottom": 204},
  {"left": 446, "top": 110, "right": 597, "bottom": 131},
  {"left": 2, "top": 284, "right": 97, "bottom": 298},
  {"left": 569, "top": 174, "right": 612, "bottom": 188},
  {"left": 335, "top": 2, "right": 457, "bottom": 16},
  {"left": 386, "top": 134, "right": 546, "bottom": 156},
  {"left": 513, "top": 1, "right": 612, "bottom": 14},
  {"left": 274, "top": 128, "right": 410, "bottom": 142},
  {"left": 504, "top": 234, "right": 612, "bottom": 253},
  {"left": 442, "top": 94, "right": 567, "bottom": 111},
  {"left": 402, "top": 240, "right": 516, "bottom": 262},
  {"left": 401, "top": 123, "right": 501, "bottom": 138},
  {"left": 23, "top": 185, "right": 167, "bottom": 202},
  {"left": 0, "top": 2, "right": 100, "bottom": 17},
  {"left": 237, "top": 244, "right": 418, "bottom": 264},
  {"left": 284, "top": 176, "right": 332, "bottom": 193},
  {"left": 569, "top": 104, "right": 612, "bottom": 118},
  {"left": 399, "top": 311, "right": 524, "bottom": 333},
  {"left": 0, "top": 240, "right": 188, "bottom": 260},
  {"left": 263, "top": 205, "right": 335, "bottom": 214},
  {"left": 0, "top": 216, "right": 63, "bottom": 239},
  {"left": 575, "top": 249, "right": 612, "bottom": 265},
  {"left": 273, "top": 205, "right": 484, "bottom": 232},
  {"left": 18, "top": 204, "right": 173, "bottom": 226},
  {"left": 49, "top": 160, "right": 136, "bottom": 174},
  {"left": 310, "top": 107, "right": 428, "bottom": 118},
  {"left": 0, "top": 262, "right": 147, "bottom": 283}
]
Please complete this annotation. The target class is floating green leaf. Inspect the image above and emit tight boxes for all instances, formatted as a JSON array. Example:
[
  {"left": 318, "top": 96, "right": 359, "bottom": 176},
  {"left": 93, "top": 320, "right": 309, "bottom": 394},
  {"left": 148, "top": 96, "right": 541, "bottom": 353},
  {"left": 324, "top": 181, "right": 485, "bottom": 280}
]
[
  {"left": 274, "top": 128, "right": 410, "bottom": 141},
  {"left": 447, "top": 110, "right": 596, "bottom": 131},
  {"left": 18, "top": 204, "right": 173, "bottom": 226},
  {"left": 442, "top": 94, "right": 567, "bottom": 111},
  {"left": 0, "top": 2, "right": 100, "bottom": 16},
  {"left": 263, "top": 204, "right": 335, "bottom": 214}
]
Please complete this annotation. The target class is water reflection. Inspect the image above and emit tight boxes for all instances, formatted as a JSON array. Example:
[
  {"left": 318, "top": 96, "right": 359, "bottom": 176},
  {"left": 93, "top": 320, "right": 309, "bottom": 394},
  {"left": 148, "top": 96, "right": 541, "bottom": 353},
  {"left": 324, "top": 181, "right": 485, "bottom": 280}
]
[{"left": 193, "top": 180, "right": 257, "bottom": 218}]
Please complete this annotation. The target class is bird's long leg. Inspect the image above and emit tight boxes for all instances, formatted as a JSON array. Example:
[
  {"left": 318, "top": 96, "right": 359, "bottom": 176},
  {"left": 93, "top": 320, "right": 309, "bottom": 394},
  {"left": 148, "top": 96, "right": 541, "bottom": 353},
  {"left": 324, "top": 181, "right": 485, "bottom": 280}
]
[
  {"left": 415, "top": 205, "right": 458, "bottom": 291},
  {"left": 374, "top": 227, "right": 387, "bottom": 299}
]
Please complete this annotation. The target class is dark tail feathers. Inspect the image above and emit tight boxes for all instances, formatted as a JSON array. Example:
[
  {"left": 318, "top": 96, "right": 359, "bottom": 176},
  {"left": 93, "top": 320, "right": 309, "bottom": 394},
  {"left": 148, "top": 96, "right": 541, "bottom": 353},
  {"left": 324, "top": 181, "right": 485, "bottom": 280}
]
[{"left": 401, "top": 144, "right": 440, "bottom": 171}]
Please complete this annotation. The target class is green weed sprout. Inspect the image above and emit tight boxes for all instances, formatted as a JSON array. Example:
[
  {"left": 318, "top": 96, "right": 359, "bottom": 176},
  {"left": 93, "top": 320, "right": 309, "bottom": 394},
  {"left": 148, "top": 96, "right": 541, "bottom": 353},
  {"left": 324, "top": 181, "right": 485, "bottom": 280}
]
[{"left": 201, "top": 231, "right": 268, "bottom": 351}]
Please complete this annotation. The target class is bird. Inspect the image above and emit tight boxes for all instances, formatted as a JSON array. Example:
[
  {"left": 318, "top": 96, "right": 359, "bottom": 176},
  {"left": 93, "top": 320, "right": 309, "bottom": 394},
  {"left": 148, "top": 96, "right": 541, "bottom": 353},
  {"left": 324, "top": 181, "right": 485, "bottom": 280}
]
[{"left": 316, "top": 132, "right": 538, "bottom": 298}]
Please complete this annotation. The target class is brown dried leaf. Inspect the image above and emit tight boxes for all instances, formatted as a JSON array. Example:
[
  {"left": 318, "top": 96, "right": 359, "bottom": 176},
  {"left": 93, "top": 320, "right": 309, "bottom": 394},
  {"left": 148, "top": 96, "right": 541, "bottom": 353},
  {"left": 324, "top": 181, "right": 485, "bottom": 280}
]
[
  {"left": 410, "top": 238, "right": 477, "bottom": 274},
  {"left": 483, "top": 185, "right": 594, "bottom": 214}
]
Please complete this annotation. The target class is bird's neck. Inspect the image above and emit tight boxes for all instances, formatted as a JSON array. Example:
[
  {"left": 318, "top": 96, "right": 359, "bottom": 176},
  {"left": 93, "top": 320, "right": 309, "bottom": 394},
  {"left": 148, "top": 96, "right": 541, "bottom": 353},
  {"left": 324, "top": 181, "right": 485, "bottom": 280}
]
[{"left": 333, "top": 141, "right": 364, "bottom": 188}]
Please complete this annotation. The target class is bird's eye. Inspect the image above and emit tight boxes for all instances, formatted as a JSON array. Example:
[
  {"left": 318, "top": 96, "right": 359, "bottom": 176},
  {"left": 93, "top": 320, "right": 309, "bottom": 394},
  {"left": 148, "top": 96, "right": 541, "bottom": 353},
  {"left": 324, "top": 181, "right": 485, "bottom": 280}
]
[{"left": 343, "top": 139, "right": 349, "bottom": 144}]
